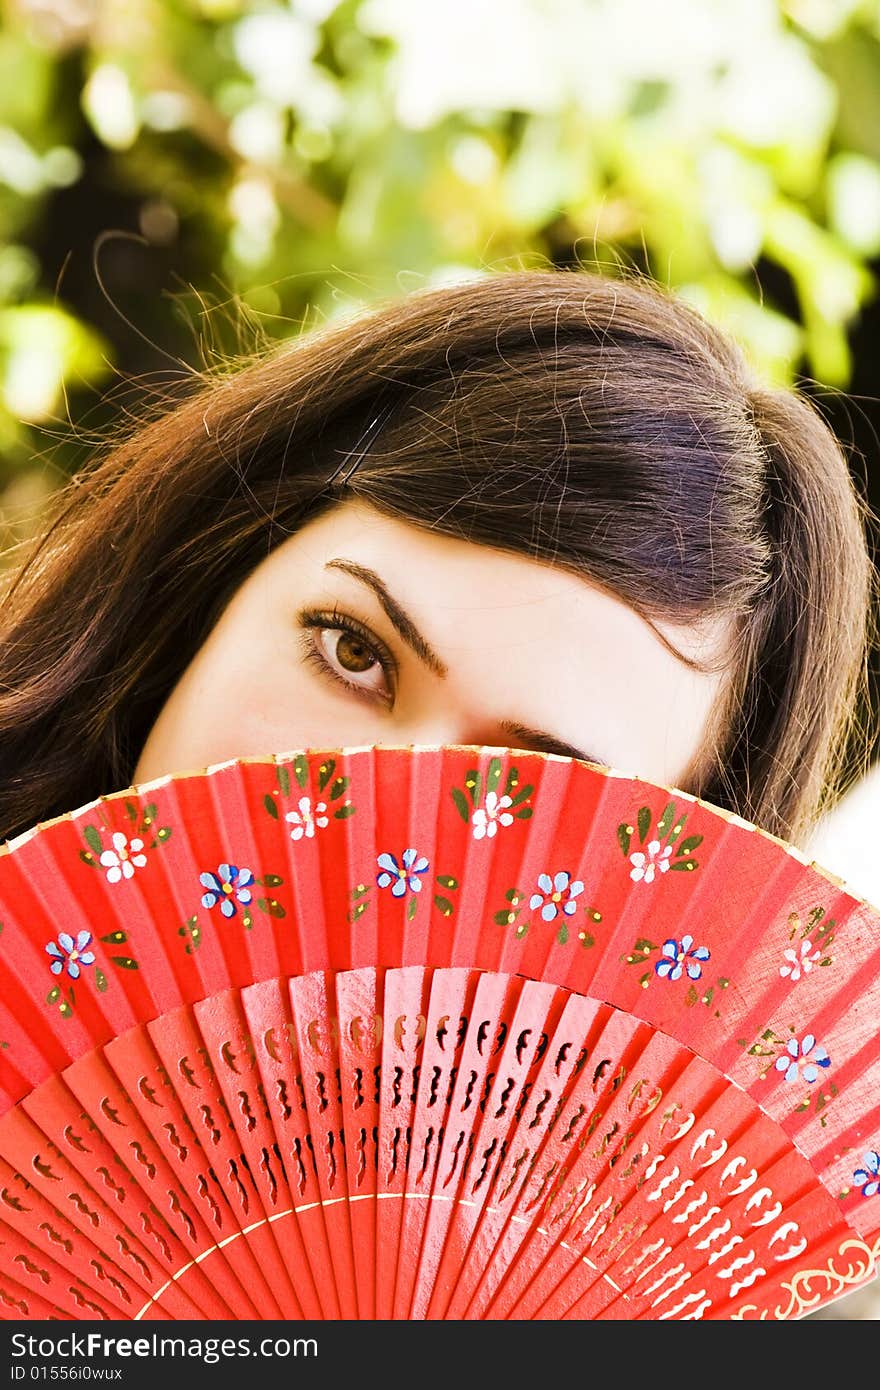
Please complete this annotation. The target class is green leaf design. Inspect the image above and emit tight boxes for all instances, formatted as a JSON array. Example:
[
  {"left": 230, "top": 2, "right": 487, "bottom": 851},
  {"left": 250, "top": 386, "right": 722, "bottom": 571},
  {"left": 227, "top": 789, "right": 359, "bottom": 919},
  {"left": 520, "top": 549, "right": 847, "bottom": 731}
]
[
  {"left": 263, "top": 794, "right": 279, "bottom": 820},
  {"left": 100, "top": 930, "right": 127, "bottom": 945},
  {"left": 406, "top": 896, "right": 418, "bottom": 922},
  {"left": 504, "top": 766, "right": 520, "bottom": 797},
  {"left": 556, "top": 922, "right": 569, "bottom": 945},
  {"left": 293, "top": 755, "right": 308, "bottom": 790},
  {"left": 142, "top": 804, "right": 157, "bottom": 824},
  {"left": 669, "top": 859, "right": 698, "bottom": 872},
  {"left": 46, "top": 986, "right": 61, "bottom": 1005},
  {"left": 178, "top": 917, "right": 202, "bottom": 953},
  {"left": 656, "top": 801, "right": 677, "bottom": 840},
  {"left": 579, "top": 932, "right": 595, "bottom": 950},
  {"left": 260, "top": 873, "right": 284, "bottom": 888},
  {"left": 110, "top": 956, "right": 139, "bottom": 970},
  {"left": 83, "top": 825, "right": 103, "bottom": 856},
  {"left": 494, "top": 909, "right": 516, "bottom": 926},
  {"left": 257, "top": 897, "right": 286, "bottom": 919},
  {"left": 676, "top": 834, "right": 703, "bottom": 857},
  {"left": 436, "top": 874, "right": 458, "bottom": 890},
  {"left": 486, "top": 758, "right": 503, "bottom": 793},
  {"left": 624, "top": 938, "right": 656, "bottom": 966},
  {"left": 328, "top": 776, "right": 349, "bottom": 801},
  {"left": 95, "top": 968, "right": 108, "bottom": 994},
  {"left": 514, "top": 807, "right": 533, "bottom": 820},
  {"left": 157, "top": 827, "right": 172, "bottom": 842},
  {"left": 124, "top": 800, "right": 139, "bottom": 823},
  {"left": 815, "top": 913, "right": 836, "bottom": 944},
  {"left": 434, "top": 895, "right": 454, "bottom": 917},
  {"left": 464, "top": 770, "right": 481, "bottom": 807},
  {"left": 637, "top": 806, "right": 651, "bottom": 844},
  {"left": 317, "top": 759, "right": 336, "bottom": 793},
  {"left": 334, "top": 804, "right": 356, "bottom": 819},
  {"left": 451, "top": 788, "right": 470, "bottom": 823},
  {"left": 617, "top": 822, "right": 632, "bottom": 857},
  {"left": 668, "top": 814, "right": 688, "bottom": 846},
  {"left": 79, "top": 849, "right": 97, "bottom": 868},
  {"left": 278, "top": 765, "right": 291, "bottom": 798},
  {"left": 349, "top": 901, "right": 370, "bottom": 923}
]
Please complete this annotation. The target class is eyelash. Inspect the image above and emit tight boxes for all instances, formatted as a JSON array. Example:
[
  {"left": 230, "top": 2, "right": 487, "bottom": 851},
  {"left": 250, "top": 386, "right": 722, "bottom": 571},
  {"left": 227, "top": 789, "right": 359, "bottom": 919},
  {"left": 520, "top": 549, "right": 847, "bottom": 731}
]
[{"left": 297, "top": 605, "right": 397, "bottom": 706}]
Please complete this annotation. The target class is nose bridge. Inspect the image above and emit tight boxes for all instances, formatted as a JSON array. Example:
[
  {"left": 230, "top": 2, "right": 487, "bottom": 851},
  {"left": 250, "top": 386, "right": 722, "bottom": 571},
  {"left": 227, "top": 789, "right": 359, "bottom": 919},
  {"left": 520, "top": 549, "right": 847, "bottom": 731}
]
[
  {"left": 388, "top": 720, "right": 473, "bottom": 750},
  {"left": 386, "top": 707, "right": 499, "bottom": 752}
]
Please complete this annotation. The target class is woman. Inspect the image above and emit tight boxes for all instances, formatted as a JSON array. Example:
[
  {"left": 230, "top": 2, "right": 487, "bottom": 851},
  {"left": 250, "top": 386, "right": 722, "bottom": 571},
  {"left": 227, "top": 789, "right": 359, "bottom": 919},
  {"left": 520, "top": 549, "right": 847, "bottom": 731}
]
[{"left": 0, "top": 268, "right": 874, "bottom": 848}]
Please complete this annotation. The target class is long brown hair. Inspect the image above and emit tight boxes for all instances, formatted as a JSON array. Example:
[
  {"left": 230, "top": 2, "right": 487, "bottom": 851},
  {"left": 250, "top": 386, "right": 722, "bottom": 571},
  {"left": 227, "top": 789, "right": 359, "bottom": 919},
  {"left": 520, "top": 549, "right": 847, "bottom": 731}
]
[{"left": 0, "top": 269, "right": 875, "bottom": 847}]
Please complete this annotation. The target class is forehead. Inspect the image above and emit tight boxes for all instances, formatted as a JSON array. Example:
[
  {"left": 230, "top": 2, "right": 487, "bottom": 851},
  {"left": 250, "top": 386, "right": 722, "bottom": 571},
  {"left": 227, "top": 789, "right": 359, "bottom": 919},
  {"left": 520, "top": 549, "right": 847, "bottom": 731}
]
[{"left": 291, "top": 501, "right": 577, "bottom": 599}]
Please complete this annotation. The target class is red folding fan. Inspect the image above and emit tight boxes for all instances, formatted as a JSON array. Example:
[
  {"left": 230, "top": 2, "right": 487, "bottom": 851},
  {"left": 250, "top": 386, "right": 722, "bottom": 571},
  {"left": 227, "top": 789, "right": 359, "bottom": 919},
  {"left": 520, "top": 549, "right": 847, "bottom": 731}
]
[{"left": 0, "top": 744, "right": 878, "bottom": 1322}]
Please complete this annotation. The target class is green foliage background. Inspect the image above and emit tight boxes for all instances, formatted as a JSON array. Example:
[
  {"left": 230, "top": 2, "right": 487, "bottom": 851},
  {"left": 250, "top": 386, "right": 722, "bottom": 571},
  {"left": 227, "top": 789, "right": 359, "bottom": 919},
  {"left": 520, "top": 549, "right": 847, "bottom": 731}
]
[{"left": 1, "top": 0, "right": 880, "bottom": 556}]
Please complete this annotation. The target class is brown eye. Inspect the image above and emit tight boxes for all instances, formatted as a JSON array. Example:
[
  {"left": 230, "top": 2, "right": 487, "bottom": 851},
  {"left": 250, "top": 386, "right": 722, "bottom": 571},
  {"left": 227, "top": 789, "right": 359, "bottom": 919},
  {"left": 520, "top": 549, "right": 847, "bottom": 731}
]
[
  {"left": 335, "top": 631, "right": 377, "bottom": 673},
  {"left": 318, "top": 627, "right": 390, "bottom": 696},
  {"left": 299, "top": 606, "right": 397, "bottom": 706}
]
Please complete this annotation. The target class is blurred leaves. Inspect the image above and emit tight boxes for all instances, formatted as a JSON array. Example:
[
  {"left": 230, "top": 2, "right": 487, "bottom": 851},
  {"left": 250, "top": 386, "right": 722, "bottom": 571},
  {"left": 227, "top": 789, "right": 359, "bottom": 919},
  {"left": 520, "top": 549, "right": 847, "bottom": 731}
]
[{"left": 2, "top": 0, "right": 880, "bottom": 530}]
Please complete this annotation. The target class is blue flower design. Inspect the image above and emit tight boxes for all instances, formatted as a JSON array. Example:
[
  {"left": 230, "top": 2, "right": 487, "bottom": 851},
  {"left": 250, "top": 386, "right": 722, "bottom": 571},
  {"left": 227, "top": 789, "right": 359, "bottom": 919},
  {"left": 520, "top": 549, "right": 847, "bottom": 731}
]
[
  {"left": 853, "top": 1151, "right": 880, "bottom": 1198},
  {"left": 528, "top": 871, "right": 584, "bottom": 922},
  {"left": 774, "top": 1033, "right": 831, "bottom": 1084},
  {"left": 45, "top": 931, "right": 96, "bottom": 980},
  {"left": 200, "top": 863, "right": 255, "bottom": 917},
  {"left": 655, "top": 934, "right": 710, "bottom": 981},
  {"left": 376, "top": 849, "right": 430, "bottom": 897}
]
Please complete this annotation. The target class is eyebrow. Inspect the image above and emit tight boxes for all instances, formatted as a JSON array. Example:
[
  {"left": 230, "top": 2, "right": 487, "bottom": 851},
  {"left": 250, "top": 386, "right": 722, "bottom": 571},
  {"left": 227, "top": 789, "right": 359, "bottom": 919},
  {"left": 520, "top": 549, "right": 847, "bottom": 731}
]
[{"left": 324, "top": 557, "right": 611, "bottom": 767}]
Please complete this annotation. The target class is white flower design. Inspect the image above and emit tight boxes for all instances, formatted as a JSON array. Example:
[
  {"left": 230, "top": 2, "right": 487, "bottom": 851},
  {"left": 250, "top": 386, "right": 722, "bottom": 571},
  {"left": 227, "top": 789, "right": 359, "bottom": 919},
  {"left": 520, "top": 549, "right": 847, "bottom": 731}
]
[
  {"left": 471, "top": 791, "right": 515, "bottom": 840},
  {"left": 284, "top": 796, "right": 329, "bottom": 841},
  {"left": 780, "top": 940, "right": 821, "bottom": 982},
  {"left": 629, "top": 840, "right": 673, "bottom": 884},
  {"left": 99, "top": 831, "right": 148, "bottom": 884}
]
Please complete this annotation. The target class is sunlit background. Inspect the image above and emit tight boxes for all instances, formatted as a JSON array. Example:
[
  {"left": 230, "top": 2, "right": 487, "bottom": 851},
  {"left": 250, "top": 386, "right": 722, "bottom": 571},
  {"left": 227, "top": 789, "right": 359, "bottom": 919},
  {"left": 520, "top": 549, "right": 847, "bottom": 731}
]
[{"left": 0, "top": 0, "right": 879, "bottom": 1318}]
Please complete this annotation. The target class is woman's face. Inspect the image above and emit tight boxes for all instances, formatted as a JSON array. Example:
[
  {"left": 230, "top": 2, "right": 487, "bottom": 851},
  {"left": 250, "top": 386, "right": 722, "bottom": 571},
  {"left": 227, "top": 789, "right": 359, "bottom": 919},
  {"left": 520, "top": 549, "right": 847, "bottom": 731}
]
[{"left": 132, "top": 501, "right": 731, "bottom": 791}]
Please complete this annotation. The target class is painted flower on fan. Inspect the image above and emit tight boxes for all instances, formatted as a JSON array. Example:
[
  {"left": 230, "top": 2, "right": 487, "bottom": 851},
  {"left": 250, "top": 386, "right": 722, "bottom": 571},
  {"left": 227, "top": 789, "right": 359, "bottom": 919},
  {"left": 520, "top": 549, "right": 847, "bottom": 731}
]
[
  {"left": 853, "top": 1151, "right": 880, "bottom": 1198},
  {"left": 528, "top": 871, "right": 584, "bottom": 922},
  {"left": 45, "top": 931, "right": 96, "bottom": 980},
  {"left": 376, "top": 849, "right": 430, "bottom": 897},
  {"left": 200, "top": 864, "right": 255, "bottom": 917},
  {"left": 471, "top": 792, "right": 515, "bottom": 840},
  {"left": 284, "top": 796, "right": 329, "bottom": 841},
  {"left": 780, "top": 940, "right": 821, "bottom": 982},
  {"left": 774, "top": 1033, "right": 831, "bottom": 1084},
  {"left": 99, "top": 831, "right": 148, "bottom": 884},
  {"left": 629, "top": 840, "right": 673, "bottom": 884},
  {"left": 655, "top": 935, "right": 710, "bottom": 981}
]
